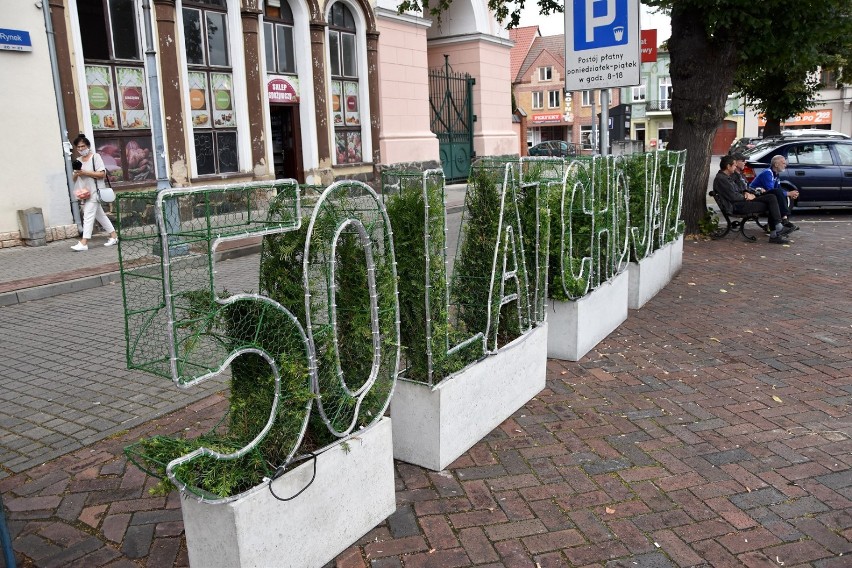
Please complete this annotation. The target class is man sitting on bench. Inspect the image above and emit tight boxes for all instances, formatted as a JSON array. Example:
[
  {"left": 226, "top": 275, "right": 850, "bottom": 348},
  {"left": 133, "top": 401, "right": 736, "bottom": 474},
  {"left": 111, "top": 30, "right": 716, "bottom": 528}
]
[{"left": 713, "top": 155, "right": 792, "bottom": 244}]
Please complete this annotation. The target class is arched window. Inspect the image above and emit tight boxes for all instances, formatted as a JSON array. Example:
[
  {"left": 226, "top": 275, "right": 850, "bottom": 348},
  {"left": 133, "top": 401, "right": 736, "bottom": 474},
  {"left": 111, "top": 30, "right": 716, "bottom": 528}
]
[
  {"left": 182, "top": 0, "right": 238, "bottom": 175},
  {"left": 77, "top": 0, "right": 155, "bottom": 185},
  {"left": 328, "top": 2, "right": 362, "bottom": 164},
  {"left": 264, "top": 0, "right": 295, "bottom": 74}
]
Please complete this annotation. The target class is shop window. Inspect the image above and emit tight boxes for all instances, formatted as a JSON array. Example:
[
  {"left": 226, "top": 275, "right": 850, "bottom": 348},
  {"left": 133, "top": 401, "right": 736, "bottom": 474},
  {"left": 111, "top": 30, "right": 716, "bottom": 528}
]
[
  {"left": 532, "top": 91, "right": 543, "bottom": 110},
  {"left": 548, "top": 90, "right": 560, "bottom": 108},
  {"left": 183, "top": 0, "right": 238, "bottom": 175},
  {"left": 538, "top": 66, "right": 552, "bottom": 81},
  {"left": 264, "top": 0, "right": 295, "bottom": 74},
  {"left": 328, "top": 2, "right": 363, "bottom": 165},
  {"left": 77, "top": 0, "right": 154, "bottom": 184}
]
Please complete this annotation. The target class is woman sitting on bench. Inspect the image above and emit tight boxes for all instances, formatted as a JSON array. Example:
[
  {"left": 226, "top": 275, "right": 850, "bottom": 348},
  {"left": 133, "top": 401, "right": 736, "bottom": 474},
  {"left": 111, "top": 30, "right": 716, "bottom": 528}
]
[{"left": 713, "top": 155, "right": 792, "bottom": 244}]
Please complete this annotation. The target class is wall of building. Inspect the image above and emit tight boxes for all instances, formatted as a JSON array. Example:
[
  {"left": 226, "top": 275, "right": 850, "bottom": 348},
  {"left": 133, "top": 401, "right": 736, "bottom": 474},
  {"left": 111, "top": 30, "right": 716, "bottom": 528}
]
[
  {"left": 375, "top": 8, "right": 439, "bottom": 166},
  {"left": 0, "top": 5, "right": 76, "bottom": 243}
]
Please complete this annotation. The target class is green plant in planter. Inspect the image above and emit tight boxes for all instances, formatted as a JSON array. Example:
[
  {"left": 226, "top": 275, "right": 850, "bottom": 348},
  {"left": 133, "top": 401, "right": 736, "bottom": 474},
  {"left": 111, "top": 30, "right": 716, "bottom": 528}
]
[
  {"left": 119, "top": 180, "right": 399, "bottom": 501},
  {"left": 453, "top": 161, "right": 534, "bottom": 351},
  {"left": 548, "top": 155, "right": 630, "bottom": 301},
  {"left": 625, "top": 152, "right": 660, "bottom": 262},
  {"left": 383, "top": 170, "right": 483, "bottom": 384},
  {"left": 658, "top": 150, "right": 687, "bottom": 245}
]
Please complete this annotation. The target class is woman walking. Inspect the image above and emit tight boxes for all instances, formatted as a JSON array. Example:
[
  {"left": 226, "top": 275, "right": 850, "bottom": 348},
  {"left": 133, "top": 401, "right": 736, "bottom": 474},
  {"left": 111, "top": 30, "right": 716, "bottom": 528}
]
[{"left": 70, "top": 134, "right": 118, "bottom": 251}]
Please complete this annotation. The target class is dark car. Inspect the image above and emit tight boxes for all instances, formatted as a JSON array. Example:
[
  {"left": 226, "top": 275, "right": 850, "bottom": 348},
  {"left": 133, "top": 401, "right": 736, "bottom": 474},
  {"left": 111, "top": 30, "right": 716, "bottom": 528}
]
[
  {"left": 741, "top": 138, "right": 852, "bottom": 208},
  {"left": 728, "top": 136, "right": 762, "bottom": 155},
  {"left": 528, "top": 141, "right": 578, "bottom": 157}
]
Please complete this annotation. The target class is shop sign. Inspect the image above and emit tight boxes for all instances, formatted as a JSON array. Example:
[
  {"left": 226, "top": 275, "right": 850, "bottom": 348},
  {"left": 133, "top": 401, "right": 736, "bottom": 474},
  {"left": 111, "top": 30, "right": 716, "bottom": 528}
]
[
  {"left": 268, "top": 76, "right": 299, "bottom": 103},
  {"left": 758, "top": 109, "right": 832, "bottom": 127},
  {"left": 640, "top": 29, "right": 656, "bottom": 62},
  {"left": 0, "top": 29, "right": 31, "bottom": 52},
  {"left": 532, "top": 113, "right": 563, "bottom": 123}
]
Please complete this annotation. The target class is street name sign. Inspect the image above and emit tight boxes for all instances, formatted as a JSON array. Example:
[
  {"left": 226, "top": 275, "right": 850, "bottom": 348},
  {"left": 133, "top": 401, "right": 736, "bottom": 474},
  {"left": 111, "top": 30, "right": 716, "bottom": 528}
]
[{"left": 564, "top": 0, "right": 640, "bottom": 90}]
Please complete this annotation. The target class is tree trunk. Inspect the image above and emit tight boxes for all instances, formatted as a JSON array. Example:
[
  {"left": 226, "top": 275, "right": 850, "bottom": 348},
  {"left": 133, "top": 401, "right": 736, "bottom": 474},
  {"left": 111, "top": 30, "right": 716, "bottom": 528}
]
[
  {"left": 665, "top": 5, "right": 738, "bottom": 235},
  {"left": 762, "top": 119, "right": 782, "bottom": 137}
]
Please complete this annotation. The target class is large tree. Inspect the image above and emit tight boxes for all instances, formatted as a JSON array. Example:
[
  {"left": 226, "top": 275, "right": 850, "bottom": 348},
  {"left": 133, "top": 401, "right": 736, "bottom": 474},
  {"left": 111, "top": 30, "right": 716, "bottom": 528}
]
[{"left": 402, "top": 0, "right": 852, "bottom": 234}]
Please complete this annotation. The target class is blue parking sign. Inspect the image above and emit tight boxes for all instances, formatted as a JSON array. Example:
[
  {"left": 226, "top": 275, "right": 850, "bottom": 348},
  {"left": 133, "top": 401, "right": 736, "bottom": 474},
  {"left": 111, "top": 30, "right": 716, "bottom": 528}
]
[{"left": 573, "top": 0, "right": 628, "bottom": 51}]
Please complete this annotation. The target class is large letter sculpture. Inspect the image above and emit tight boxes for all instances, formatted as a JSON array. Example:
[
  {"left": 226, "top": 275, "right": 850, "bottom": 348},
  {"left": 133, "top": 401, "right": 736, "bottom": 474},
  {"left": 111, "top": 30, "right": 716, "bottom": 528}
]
[
  {"left": 553, "top": 155, "right": 630, "bottom": 300},
  {"left": 118, "top": 179, "right": 399, "bottom": 502}
]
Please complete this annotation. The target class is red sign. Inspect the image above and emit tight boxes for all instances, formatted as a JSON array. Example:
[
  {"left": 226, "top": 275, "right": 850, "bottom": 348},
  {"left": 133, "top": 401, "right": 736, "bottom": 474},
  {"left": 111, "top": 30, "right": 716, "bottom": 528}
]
[
  {"left": 268, "top": 78, "right": 298, "bottom": 103},
  {"left": 757, "top": 109, "right": 832, "bottom": 127},
  {"left": 641, "top": 30, "right": 657, "bottom": 63},
  {"left": 531, "top": 113, "right": 562, "bottom": 124},
  {"left": 122, "top": 87, "right": 142, "bottom": 109}
]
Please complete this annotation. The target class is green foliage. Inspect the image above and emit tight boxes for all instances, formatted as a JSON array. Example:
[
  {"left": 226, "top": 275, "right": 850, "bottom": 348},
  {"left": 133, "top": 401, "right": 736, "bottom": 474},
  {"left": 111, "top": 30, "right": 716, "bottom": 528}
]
[
  {"left": 698, "top": 207, "right": 719, "bottom": 236},
  {"left": 624, "top": 154, "right": 654, "bottom": 262},
  {"left": 384, "top": 172, "right": 482, "bottom": 384}
]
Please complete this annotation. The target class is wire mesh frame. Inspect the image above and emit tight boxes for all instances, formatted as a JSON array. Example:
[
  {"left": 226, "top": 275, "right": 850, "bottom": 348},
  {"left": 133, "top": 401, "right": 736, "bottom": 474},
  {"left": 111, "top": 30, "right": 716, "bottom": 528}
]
[
  {"left": 116, "top": 180, "right": 304, "bottom": 383},
  {"left": 629, "top": 152, "right": 663, "bottom": 261},
  {"left": 115, "top": 180, "right": 315, "bottom": 504},
  {"left": 658, "top": 150, "right": 686, "bottom": 247},
  {"left": 481, "top": 163, "right": 536, "bottom": 353},
  {"left": 556, "top": 155, "right": 631, "bottom": 300},
  {"left": 301, "top": 180, "right": 401, "bottom": 438},
  {"left": 382, "top": 168, "right": 485, "bottom": 386},
  {"left": 117, "top": 179, "right": 401, "bottom": 503}
]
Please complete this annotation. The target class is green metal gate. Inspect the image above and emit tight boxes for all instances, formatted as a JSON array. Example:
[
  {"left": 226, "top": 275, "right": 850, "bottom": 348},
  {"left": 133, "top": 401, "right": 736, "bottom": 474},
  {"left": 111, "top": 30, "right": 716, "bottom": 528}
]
[{"left": 429, "top": 56, "right": 475, "bottom": 182}]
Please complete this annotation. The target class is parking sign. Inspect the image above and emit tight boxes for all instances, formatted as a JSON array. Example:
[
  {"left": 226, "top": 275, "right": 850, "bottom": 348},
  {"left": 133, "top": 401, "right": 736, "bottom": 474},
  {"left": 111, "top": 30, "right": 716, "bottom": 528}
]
[{"left": 564, "top": 0, "right": 640, "bottom": 90}]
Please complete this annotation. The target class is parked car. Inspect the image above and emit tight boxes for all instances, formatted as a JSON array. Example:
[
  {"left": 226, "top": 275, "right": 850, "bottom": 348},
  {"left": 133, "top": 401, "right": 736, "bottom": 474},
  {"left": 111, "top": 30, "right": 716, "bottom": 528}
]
[
  {"left": 778, "top": 129, "right": 850, "bottom": 139},
  {"left": 741, "top": 138, "right": 852, "bottom": 208},
  {"left": 528, "top": 141, "right": 578, "bottom": 157},
  {"left": 728, "top": 136, "right": 762, "bottom": 155}
]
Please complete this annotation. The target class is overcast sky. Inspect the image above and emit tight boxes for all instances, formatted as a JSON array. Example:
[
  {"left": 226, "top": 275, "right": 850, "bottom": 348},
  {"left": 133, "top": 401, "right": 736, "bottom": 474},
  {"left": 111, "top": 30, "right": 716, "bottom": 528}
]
[{"left": 517, "top": 2, "right": 671, "bottom": 43}]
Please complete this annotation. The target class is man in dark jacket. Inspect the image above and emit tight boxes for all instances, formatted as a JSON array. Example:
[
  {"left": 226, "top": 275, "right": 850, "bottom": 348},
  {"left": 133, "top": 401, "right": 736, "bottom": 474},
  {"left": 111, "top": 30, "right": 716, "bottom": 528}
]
[{"left": 713, "top": 155, "right": 791, "bottom": 244}]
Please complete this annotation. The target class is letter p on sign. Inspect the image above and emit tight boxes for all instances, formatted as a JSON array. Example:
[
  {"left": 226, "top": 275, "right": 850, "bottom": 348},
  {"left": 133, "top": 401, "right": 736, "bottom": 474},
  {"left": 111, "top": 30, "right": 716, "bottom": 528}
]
[{"left": 573, "top": 0, "right": 628, "bottom": 50}]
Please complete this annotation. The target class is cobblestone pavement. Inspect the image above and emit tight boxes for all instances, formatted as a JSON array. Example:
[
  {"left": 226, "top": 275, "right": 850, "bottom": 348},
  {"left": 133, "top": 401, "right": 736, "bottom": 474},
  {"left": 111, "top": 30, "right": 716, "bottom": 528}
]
[
  {"left": 0, "top": 254, "right": 260, "bottom": 477},
  {"left": 1, "top": 219, "right": 851, "bottom": 567}
]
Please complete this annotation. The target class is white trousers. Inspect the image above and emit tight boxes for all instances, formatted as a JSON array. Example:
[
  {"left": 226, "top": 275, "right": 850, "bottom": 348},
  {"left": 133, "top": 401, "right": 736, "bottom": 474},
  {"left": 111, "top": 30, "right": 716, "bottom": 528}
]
[{"left": 81, "top": 198, "right": 115, "bottom": 239}]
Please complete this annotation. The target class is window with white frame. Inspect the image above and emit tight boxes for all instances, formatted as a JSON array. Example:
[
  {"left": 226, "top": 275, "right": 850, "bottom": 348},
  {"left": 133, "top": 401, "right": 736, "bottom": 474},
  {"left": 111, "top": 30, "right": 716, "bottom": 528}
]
[
  {"left": 77, "top": 0, "right": 155, "bottom": 184},
  {"left": 581, "top": 90, "right": 591, "bottom": 106},
  {"left": 183, "top": 0, "right": 238, "bottom": 175},
  {"left": 631, "top": 78, "right": 646, "bottom": 101},
  {"left": 659, "top": 77, "right": 672, "bottom": 110},
  {"left": 328, "top": 2, "right": 363, "bottom": 164},
  {"left": 532, "top": 91, "right": 543, "bottom": 110},
  {"left": 538, "top": 66, "right": 552, "bottom": 81},
  {"left": 548, "top": 90, "right": 560, "bottom": 108},
  {"left": 264, "top": 0, "right": 295, "bottom": 74}
]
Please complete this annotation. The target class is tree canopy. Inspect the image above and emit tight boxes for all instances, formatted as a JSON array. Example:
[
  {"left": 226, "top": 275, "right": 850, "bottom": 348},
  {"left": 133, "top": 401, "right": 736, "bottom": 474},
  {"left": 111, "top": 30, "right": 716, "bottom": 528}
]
[{"left": 401, "top": 0, "right": 852, "bottom": 233}]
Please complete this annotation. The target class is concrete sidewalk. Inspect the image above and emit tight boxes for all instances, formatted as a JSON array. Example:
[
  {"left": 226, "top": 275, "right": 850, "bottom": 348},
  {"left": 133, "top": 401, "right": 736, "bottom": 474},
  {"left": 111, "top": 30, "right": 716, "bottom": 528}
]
[{"left": 0, "top": 216, "right": 849, "bottom": 567}]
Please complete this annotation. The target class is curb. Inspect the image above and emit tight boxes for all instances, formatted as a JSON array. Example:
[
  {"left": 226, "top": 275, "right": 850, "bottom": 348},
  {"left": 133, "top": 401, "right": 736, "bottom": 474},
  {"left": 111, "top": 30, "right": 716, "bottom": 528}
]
[{"left": 0, "top": 242, "right": 262, "bottom": 307}]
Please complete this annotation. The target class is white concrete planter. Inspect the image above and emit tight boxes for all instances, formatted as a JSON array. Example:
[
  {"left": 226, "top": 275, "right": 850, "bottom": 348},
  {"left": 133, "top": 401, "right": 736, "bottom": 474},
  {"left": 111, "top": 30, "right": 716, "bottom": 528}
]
[
  {"left": 627, "top": 236, "right": 684, "bottom": 309},
  {"left": 628, "top": 244, "right": 671, "bottom": 310},
  {"left": 181, "top": 417, "right": 396, "bottom": 568},
  {"left": 547, "top": 270, "right": 629, "bottom": 361},
  {"left": 668, "top": 235, "right": 684, "bottom": 279},
  {"left": 391, "top": 323, "right": 548, "bottom": 471}
]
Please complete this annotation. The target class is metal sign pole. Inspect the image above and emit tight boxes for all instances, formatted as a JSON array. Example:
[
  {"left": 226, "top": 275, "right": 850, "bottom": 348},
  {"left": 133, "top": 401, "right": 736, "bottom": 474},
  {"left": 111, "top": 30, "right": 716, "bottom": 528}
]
[{"left": 600, "top": 89, "right": 609, "bottom": 156}]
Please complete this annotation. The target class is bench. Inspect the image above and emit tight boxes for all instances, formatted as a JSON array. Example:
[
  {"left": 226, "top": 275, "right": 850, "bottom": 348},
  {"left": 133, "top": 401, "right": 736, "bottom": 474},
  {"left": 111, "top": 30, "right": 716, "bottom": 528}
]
[{"left": 708, "top": 190, "right": 768, "bottom": 241}]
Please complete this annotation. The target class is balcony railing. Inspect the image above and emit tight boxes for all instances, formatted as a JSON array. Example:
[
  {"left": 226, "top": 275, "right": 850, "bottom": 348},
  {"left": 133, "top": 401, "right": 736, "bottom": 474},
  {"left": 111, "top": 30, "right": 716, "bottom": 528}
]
[{"left": 646, "top": 100, "right": 672, "bottom": 112}]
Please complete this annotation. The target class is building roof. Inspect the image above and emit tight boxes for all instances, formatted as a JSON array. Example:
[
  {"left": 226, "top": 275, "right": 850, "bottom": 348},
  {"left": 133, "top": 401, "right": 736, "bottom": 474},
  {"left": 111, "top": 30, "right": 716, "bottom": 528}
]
[
  {"left": 516, "top": 34, "right": 565, "bottom": 83},
  {"left": 509, "top": 26, "right": 540, "bottom": 82}
]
